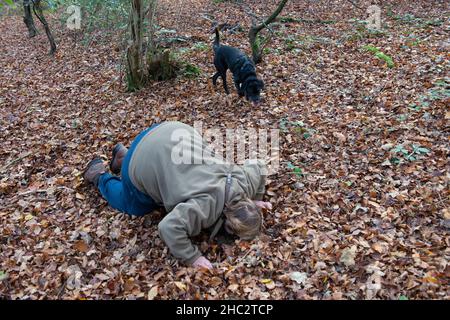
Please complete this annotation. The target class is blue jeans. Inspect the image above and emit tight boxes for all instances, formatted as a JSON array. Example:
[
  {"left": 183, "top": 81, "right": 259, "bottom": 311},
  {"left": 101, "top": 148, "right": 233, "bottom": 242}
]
[{"left": 97, "top": 124, "right": 159, "bottom": 216}]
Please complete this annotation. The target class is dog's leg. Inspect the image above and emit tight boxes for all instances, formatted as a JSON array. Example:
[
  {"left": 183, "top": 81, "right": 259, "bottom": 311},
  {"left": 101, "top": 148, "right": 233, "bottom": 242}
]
[
  {"left": 212, "top": 72, "right": 220, "bottom": 86},
  {"left": 221, "top": 72, "right": 230, "bottom": 94}
]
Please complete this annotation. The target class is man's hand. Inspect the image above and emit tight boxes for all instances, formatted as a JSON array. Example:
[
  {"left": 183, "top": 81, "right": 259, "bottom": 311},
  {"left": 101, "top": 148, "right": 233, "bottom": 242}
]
[
  {"left": 253, "top": 200, "right": 272, "bottom": 211},
  {"left": 192, "top": 256, "right": 213, "bottom": 270}
]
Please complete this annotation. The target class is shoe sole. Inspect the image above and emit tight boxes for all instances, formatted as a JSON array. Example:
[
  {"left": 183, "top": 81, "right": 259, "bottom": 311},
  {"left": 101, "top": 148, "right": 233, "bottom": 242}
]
[{"left": 83, "top": 157, "right": 104, "bottom": 184}]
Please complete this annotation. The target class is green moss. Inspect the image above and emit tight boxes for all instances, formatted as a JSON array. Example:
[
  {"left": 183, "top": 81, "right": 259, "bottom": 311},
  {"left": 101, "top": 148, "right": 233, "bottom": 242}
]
[{"left": 362, "top": 45, "right": 395, "bottom": 68}]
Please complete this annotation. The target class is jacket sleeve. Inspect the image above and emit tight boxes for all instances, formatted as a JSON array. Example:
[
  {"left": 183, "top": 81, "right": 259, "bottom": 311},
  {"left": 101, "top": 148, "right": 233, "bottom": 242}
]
[
  {"left": 243, "top": 159, "right": 267, "bottom": 200},
  {"left": 157, "top": 196, "right": 217, "bottom": 265}
]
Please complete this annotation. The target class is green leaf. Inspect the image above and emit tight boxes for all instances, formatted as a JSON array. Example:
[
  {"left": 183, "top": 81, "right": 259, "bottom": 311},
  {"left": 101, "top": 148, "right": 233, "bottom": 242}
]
[
  {"left": 287, "top": 162, "right": 303, "bottom": 177},
  {"left": 434, "top": 79, "right": 447, "bottom": 87},
  {"left": 399, "top": 295, "right": 409, "bottom": 300},
  {"left": 400, "top": 149, "right": 409, "bottom": 155},
  {"left": 392, "top": 145, "right": 405, "bottom": 153},
  {"left": 279, "top": 118, "right": 289, "bottom": 133},
  {"left": 303, "top": 132, "right": 312, "bottom": 139},
  {"left": 0, "top": 271, "right": 8, "bottom": 281},
  {"left": 286, "top": 162, "right": 295, "bottom": 170},
  {"left": 362, "top": 45, "right": 380, "bottom": 53},
  {"left": 292, "top": 121, "right": 305, "bottom": 127},
  {"left": 408, "top": 104, "right": 421, "bottom": 111},
  {"left": 417, "top": 147, "right": 430, "bottom": 154},
  {"left": 374, "top": 52, "right": 394, "bottom": 68},
  {"left": 293, "top": 167, "right": 303, "bottom": 177},
  {"left": 390, "top": 157, "right": 401, "bottom": 165}
]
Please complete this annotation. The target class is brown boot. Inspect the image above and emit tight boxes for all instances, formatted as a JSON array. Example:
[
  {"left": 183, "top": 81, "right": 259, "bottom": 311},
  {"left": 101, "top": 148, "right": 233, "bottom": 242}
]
[
  {"left": 83, "top": 157, "right": 106, "bottom": 186},
  {"left": 110, "top": 143, "right": 128, "bottom": 174}
]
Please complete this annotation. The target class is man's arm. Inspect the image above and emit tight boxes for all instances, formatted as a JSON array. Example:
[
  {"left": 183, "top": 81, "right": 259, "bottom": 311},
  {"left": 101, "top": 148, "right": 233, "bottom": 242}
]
[{"left": 158, "top": 196, "right": 216, "bottom": 266}]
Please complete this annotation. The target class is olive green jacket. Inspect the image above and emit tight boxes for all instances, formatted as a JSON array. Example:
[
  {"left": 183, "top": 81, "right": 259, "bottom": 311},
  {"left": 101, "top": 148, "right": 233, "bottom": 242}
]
[{"left": 129, "top": 121, "right": 267, "bottom": 265}]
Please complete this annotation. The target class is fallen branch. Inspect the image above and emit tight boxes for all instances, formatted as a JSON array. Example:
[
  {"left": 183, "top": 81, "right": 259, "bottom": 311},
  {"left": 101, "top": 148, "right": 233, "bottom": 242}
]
[
  {"left": 16, "top": 186, "right": 74, "bottom": 197},
  {"left": 277, "top": 16, "right": 336, "bottom": 24},
  {"left": 250, "top": 0, "right": 289, "bottom": 34},
  {"left": 346, "top": 0, "right": 364, "bottom": 10},
  {"left": 0, "top": 151, "right": 32, "bottom": 172},
  {"left": 18, "top": 189, "right": 49, "bottom": 196}
]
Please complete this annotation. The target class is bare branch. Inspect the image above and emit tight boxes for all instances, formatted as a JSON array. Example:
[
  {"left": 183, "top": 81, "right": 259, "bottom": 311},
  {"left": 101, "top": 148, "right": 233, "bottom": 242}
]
[
  {"left": 346, "top": 0, "right": 364, "bottom": 10},
  {"left": 247, "top": 0, "right": 289, "bottom": 63},
  {"left": 253, "top": 0, "right": 289, "bottom": 33}
]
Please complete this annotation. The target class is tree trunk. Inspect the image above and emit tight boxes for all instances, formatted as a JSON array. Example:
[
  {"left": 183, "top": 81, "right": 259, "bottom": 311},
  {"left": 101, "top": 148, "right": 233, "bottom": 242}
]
[
  {"left": 126, "top": 0, "right": 177, "bottom": 90},
  {"left": 248, "top": 28, "right": 261, "bottom": 64},
  {"left": 126, "top": 0, "right": 146, "bottom": 91},
  {"left": 248, "top": 0, "right": 288, "bottom": 64},
  {"left": 32, "top": 0, "right": 57, "bottom": 55},
  {"left": 23, "top": 0, "right": 37, "bottom": 38}
]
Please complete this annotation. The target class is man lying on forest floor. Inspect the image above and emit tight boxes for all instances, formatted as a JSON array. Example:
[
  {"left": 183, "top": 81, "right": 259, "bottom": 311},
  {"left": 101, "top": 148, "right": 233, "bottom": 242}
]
[{"left": 83, "top": 121, "right": 271, "bottom": 269}]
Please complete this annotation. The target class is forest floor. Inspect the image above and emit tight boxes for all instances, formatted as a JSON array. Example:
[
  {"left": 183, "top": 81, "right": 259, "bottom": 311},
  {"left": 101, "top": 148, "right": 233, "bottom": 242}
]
[{"left": 0, "top": 0, "right": 449, "bottom": 299}]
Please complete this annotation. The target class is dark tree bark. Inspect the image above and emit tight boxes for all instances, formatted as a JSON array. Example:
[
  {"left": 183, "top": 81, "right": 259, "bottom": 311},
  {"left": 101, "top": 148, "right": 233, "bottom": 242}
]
[
  {"left": 248, "top": 0, "right": 288, "bottom": 64},
  {"left": 33, "top": 0, "right": 57, "bottom": 54},
  {"left": 22, "top": 0, "right": 57, "bottom": 55},
  {"left": 23, "top": 0, "right": 37, "bottom": 38}
]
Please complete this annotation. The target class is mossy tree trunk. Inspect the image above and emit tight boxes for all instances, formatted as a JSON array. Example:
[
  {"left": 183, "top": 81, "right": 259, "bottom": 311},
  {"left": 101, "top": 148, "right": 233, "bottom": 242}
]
[
  {"left": 126, "top": 0, "right": 178, "bottom": 90},
  {"left": 248, "top": 0, "right": 288, "bottom": 64},
  {"left": 126, "top": 0, "right": 146, "bottom": 91}
]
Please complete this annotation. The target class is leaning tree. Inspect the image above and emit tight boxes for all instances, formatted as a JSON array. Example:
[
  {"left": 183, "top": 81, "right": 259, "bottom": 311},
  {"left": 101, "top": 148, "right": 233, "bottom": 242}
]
[
  {"left": 246, "top": 0, "right": 289, "bottom": 64},
  {"left": 22, "top": 0, "right": 56, "bottom": 54}
]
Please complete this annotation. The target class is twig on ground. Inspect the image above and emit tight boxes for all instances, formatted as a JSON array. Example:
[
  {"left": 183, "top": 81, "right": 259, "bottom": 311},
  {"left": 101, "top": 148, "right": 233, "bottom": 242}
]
[
  {"left": 0, "top": 152, "right": 32, "bottom": 173},
  {"left": 346, "top": 0, "right": 364, "bottom": 10}
]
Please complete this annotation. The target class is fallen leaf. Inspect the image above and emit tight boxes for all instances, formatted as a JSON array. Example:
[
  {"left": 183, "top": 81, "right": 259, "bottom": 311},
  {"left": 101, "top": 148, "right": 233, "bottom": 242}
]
[
  {"left": 75, "top": 193, "right": 85, "bottom": 200},
  {"left": 73, "top": 240, "right": 89, "bottom": 253},
  {"left": 442, "top": 208, "right": 450, "bottom": 220},
  {"left": 371, "top": 243, "right": 385, "bottom": 254},
  {"left": 147, "top": 286, "right": 158, "bottom": 300},
  {"left": 227, "top": 284, "right": 239, "bottom": 292},
  {"left": 333, "top": 132, "right": 346, "bottom": 143},
  {"left": 340, "top": 246, "right": 357, "bottom": 267},
  {"left": 290, "top": 272, "right": 307, "bottom": 285},
  {"left": 174, "top": 281, "right": 186, "bottom": 291}
]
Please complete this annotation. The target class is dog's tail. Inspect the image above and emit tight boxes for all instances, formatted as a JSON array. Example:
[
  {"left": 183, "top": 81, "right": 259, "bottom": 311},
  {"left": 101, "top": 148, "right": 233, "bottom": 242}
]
[{"left": 213, "top": 27, "right": 220, "bottom": 51}]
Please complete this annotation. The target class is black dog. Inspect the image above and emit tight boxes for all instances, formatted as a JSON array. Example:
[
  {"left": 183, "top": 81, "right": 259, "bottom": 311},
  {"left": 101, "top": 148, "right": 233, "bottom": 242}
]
[{"left": 212, "top": 28, "right": 264, "bottom": 105}]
